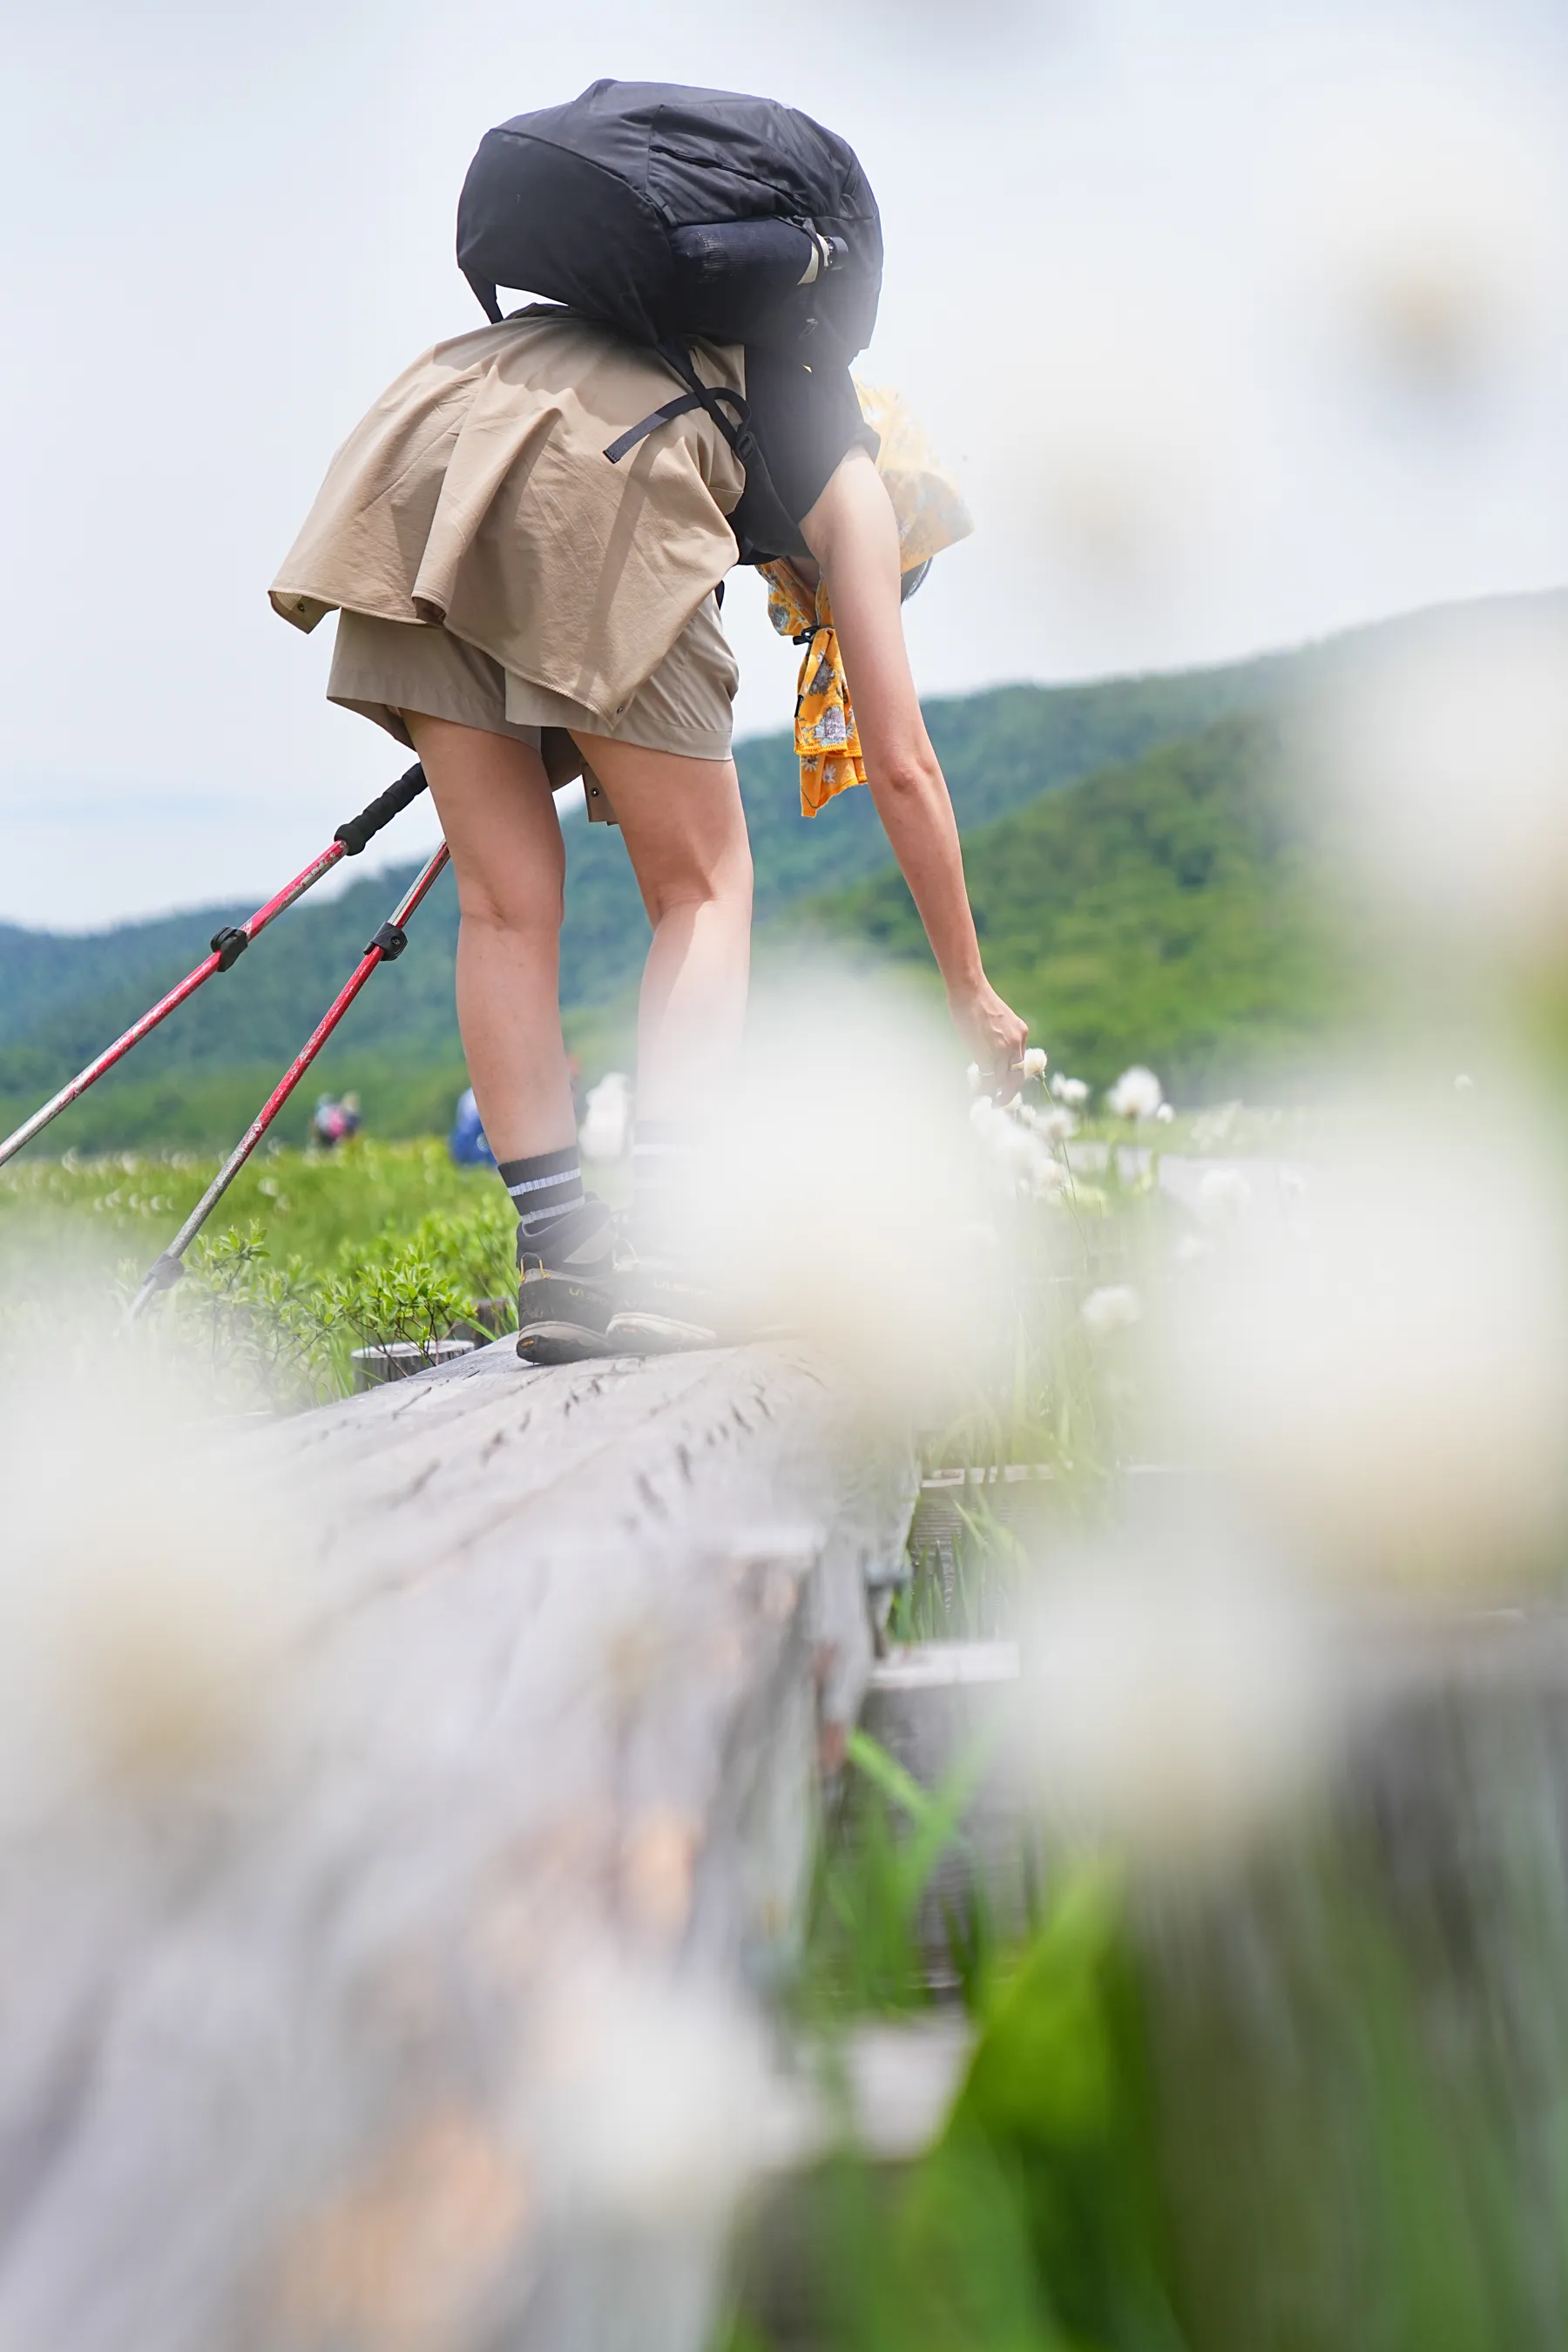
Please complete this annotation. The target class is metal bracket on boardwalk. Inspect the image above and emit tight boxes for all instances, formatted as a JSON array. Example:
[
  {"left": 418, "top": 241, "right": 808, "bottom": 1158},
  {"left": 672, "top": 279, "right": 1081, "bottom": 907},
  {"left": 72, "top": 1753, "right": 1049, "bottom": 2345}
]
[{"left": 0, "top": 761, "right": 431, "bottom": 1173}]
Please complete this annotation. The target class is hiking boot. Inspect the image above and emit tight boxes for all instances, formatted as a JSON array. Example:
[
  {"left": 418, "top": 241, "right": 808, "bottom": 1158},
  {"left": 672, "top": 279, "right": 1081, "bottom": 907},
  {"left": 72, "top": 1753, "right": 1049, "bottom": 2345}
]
[
  {"left": 516, "top": 1197, "right": 618, "bottom": 1364},
  {"left": 604, "top": 1245, "right": 724, "bottom": 1355}
]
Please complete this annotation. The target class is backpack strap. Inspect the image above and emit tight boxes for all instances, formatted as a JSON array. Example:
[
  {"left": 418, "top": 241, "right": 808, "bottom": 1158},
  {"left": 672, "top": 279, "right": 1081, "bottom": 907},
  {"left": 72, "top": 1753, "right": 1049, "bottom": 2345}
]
[
  {"left": 464, "top": 270, "right": 504, "bottom": 325},
  {"left": 604, "top": 341, "right": 750, "bottom": 465},
  {"left": 604, "top": 389, "right": 713, "bottom": 463}
]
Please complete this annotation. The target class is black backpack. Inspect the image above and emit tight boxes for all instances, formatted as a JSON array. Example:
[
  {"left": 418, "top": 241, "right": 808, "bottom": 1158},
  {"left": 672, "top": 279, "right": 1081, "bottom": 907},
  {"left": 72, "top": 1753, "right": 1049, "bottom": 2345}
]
[{"left": 456, "top": 79, "right": 883, "bottom": 369}]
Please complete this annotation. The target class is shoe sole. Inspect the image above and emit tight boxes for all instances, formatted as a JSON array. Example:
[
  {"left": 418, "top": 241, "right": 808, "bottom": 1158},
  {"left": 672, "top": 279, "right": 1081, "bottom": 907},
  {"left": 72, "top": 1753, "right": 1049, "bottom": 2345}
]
[
  {"left": 605, "top": 1310, "right": 721, "bottom": 1355},
  {"left": 516, "top": 1319, "right": 620, "bottom": 1366}
]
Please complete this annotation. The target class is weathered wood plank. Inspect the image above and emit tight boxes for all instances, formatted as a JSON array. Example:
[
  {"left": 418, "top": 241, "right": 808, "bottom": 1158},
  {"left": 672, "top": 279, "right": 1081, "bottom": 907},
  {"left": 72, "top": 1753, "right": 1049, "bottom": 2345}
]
[{"left": 0, "top": 1340, "right": 918, "bottom": 2352}]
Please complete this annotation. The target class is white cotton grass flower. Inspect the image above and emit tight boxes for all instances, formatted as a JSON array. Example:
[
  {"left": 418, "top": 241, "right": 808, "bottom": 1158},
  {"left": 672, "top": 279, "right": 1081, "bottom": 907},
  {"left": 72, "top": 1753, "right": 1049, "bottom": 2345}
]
[
  {"left": 693, "top": 970, "right": 997, "bottom": 1409},
  {"left": 1031, "top": 1156, "right": 1072, "bottom": 1202},
  {"left": 0, "top": 1342, "right": 299, "bottom": 1823},
  {"left": 970, "top": 1095, "right": 1076, "bottom": 1205},
  {"left": 1019, "top": 309, "right": 1213, "bottom": 582},
  {"left": 523, "top": 1948, "right": 781, "bottom": 2234},
  {"left": 1050, "top": 1075, "right": 1090, "bottom": 1108},
  {"left": 1154, "top": 1102, "right": 1175, "bottom": 1125},
  {"left": 1030, "top": 1105, "right": 1078, "bottom": 1147},
  {"left": 1153, "top": 1115, "right": 1568, "bottom": 1588},
  {"left": 1022, "top": 1047, "right": 1049, "bottom": 1082},
  {"left": 997, "top": 1124, "right": 1041, "bottom": 1185},
  {"left": 1304, "top": 603, "right": 1568, "bottom": 966},
  {"left": 1306, "top": 41, "right": 1568, "bottom": 394},
  {"left": 1081, "top": 1285, "right": 1142, "bottom": 1339},
  {"left": 1018, "top": 1545, "right": 1335, "bottom": 1871},
  {"left": 578, "top": 1070, "right": 632, "bottom": 1162},
  {"left": 1106, "top": 1066, "right": 1165, "bottom": 1122}
]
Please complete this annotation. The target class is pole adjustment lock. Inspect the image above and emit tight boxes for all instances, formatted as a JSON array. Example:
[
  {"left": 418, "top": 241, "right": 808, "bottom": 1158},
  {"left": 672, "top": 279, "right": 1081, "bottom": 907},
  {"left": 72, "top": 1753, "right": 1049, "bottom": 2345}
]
[
  {"left": 368, "top": 921, "right": 409, "bottom": 962},
  {"left": 210, "top": 926, "right": 250, "bottom": 972}
]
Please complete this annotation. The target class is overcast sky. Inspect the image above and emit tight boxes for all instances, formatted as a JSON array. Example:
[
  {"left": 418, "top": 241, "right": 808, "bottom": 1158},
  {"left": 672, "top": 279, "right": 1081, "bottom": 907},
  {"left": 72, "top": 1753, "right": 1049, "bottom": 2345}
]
[{"left": 3, "top": 0, "right": 1567, "bottom": 928}]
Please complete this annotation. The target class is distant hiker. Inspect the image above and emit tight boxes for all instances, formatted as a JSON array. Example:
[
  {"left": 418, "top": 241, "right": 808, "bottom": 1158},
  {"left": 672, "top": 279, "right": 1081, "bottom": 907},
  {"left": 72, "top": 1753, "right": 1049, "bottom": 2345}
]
[
  {"left": 311, "top": 1092, "right": 362, "bottom": 1150},
  {"left": 270, "top": 78, "right": 1027, "bottom": 1363},
  {"left": 449, "top": 1085, "right": 496, "bottom": 1167}
]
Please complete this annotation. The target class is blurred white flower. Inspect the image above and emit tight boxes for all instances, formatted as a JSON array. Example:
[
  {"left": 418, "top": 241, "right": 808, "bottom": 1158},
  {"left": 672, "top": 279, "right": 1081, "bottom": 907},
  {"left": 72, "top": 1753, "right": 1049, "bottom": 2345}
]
[
  {"left": 0, "top": 1352, "right": 297, "bottom": 1819},
  {"left": 1023, "top": 314, "right": 1213, "bottom": 580},
  {"left": 696, "top": 975, "right": 996, "bottom": 1404},
  {"left": 1309, "top": 47, "right": 1568, "bottom": 391},
  {"left": 1154, "top": 1102, "right": 1176, "bottom": 1125},
  {"left": 1000, "top": 1123, "right": 1050, "bottom": 1189},
  {"left": 970, "top": 1095, "right": 1069, "bottom": 1199},
  {"left": 1306, "top": 605, "right": 1568, "bottom": 963},
  {"left": 1081, "top": 1284, "right": 1142, "bottom": 1338},
  {"left": 1020, "top": 1549, "right": 1334, "bottom": 1868},
  {"left": 1106, "top": 1066, "right": 1165, "bottom": 1121},
  {"left": 579, "top": 1071, "right": 632, "bottom": 1163},
  {"left": 524, "top": 1950, "right": 779, "bottom": 2233},
  {"left": 1024, "top": 1105, "right": 1078, "bottom": 1146},
  {"left": 1022, "top": 1047, "right": 1049, "bottom": 1081},
  {"left": 1196, "top": 1167, "right": 1252, "bottom": 1223},
  {"left": 1050, "top": 1075, "right": 1090, "bottom": 1108},
  {"left": 1156, "top": 1121, "right": 1568, "bottom": 1584}
]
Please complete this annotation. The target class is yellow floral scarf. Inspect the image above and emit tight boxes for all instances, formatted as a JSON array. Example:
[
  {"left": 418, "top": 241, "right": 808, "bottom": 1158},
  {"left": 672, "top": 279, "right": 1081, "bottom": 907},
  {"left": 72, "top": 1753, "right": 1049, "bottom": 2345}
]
[
  {"left": 760, "top": 564, "right": 862, "bottom": 816},
  {"left": 758, "top": 382, "right": 972, "bottom": 818}
]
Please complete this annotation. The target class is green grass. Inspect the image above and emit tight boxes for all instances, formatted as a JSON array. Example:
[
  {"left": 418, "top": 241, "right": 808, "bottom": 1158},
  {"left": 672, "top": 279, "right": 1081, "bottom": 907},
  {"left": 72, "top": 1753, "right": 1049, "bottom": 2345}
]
[
  {"left": 0, "top": 1138, "right": 526, "bottom": 1403},
  {"left": 0, "top": 1134, "right": 498, "bottom": 1267}
]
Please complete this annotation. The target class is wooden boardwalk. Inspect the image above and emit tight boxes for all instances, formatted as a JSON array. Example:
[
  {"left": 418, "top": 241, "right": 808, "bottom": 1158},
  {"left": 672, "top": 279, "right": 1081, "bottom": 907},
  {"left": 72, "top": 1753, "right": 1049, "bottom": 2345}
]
[{"left": 0, "top": 1341, "right": 918, "bottom": 2352}]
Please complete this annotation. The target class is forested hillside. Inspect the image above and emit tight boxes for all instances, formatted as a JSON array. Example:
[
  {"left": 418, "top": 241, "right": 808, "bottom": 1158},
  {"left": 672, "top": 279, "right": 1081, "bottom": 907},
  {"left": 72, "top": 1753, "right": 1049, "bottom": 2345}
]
[
  {"left": 781, "top": 714, "right": 1364, "bottom": 1097},
  {"left": 1, "top": 593, "right": 1553, "bottom": 1149},
  {"left": 0, "top": 659, "right": 1275, "bottom": 1148}
]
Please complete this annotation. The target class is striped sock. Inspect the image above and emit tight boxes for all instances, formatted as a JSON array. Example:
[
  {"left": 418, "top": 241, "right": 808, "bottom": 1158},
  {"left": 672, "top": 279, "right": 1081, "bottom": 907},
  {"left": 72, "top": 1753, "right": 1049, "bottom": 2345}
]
[
  {"left": 497, "top": 1146, "right": 585, "bottom": 1247},
  {"left": 631, "top": 1120, "right": 700, "bottom": 1254}
]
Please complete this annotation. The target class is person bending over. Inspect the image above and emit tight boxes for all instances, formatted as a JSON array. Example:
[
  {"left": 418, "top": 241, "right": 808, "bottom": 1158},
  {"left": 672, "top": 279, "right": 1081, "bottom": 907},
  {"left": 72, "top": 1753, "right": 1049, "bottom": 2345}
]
[{"left": 272, "top": 297, "right": 1026, "bottom": 1360}]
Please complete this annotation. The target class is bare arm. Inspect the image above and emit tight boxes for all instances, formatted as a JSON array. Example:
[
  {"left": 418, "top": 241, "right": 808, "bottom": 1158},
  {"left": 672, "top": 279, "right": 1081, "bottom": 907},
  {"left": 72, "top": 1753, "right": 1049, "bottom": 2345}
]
[{"left": 800, "top": 448, "right": 1028, "bottom": 1087}]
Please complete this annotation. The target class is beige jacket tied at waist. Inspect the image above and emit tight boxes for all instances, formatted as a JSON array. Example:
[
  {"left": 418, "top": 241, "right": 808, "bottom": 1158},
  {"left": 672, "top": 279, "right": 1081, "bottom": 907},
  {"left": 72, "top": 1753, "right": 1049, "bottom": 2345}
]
[{"left": 269, "top": 312, "right": 746, "bottom": 726}]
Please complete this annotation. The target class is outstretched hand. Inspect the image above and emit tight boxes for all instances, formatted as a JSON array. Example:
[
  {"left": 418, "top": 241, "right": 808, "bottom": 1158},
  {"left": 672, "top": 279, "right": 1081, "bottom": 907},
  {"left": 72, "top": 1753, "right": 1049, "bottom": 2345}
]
[{"left": 950, "top": 979, "right": 1029, "bottom": 1101}]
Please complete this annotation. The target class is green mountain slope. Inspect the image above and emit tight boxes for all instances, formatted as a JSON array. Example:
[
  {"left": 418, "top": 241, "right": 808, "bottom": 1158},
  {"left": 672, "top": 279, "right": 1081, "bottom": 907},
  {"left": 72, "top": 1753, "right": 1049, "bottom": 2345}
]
[
  {"left": 782, "top": 713, "right": 1362, "bottom": 1097},
  {"left": 0, "top": 899, "right": 256, "bottom": 1050},
  {"left": 3, "top": 591, "right": 1557, "bottom": 1148},
  {"left": 0, "top": 659, "right": 1272, "bottom": 1145}
]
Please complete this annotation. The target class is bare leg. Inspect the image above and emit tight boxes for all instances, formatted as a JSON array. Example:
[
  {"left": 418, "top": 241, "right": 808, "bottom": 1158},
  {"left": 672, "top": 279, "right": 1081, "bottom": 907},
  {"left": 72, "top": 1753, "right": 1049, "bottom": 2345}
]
[
  {"left": 570, "top": 738, "right": 754, "bottom": 1125},
  {"left": 404, "top": 713, "right": 576, "bottom": 1163}
]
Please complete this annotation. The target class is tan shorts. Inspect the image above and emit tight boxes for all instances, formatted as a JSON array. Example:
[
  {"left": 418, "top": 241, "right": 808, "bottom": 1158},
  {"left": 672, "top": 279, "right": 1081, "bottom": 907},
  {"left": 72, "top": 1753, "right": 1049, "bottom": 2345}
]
[{"left": 327, "top": 595, "right": 738, "bottom": 786}]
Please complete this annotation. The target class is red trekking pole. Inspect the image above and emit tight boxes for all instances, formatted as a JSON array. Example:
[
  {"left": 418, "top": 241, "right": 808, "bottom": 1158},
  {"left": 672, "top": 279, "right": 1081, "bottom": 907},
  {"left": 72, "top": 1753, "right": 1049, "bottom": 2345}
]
[
  {"left": 127, "top": 844, "right": 450, "bottom": 1321},
  {"left": 0, "top": 762, "right": 430, "bottom": 1171}
]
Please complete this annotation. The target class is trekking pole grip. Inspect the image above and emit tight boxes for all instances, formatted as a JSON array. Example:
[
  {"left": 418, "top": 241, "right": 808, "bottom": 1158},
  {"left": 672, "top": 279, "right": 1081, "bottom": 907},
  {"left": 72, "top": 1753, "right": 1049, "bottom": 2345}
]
[{"left": 333, "top": 762, "right": 429, "bottom": 856}]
